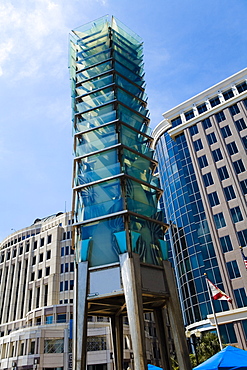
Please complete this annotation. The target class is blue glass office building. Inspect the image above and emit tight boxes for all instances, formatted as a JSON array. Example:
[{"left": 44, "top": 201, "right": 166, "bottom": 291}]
[{"left": 153, "top": 69, "right": 247, "bottom": 348}]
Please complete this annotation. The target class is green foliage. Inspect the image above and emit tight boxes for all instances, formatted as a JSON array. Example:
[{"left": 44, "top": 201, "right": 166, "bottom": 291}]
[{"left": 189, "top": 332, "right": 222, "bottom": 367}]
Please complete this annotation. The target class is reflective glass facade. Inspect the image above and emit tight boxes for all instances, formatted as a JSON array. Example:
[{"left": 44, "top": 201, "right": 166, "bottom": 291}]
[
  {"left": 69, "top": 16, "right": 168, "bottom": 268},
  {"left": 156, "top": 133, "right": 228, "bottom": 326},
  {"left": 154, "top": 71, "right": 247, "bottom": 347}
]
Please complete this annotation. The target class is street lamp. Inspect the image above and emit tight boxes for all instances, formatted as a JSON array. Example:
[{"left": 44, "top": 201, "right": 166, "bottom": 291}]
[{"left": 185, "top": 329, "right": 202, "bottom": 365}]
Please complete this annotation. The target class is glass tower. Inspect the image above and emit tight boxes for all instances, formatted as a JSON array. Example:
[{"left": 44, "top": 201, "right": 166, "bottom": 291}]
[
  {"left": 69, "top": 15, "right": 167, "bottom": 269},
  {"left": 69, "top": 16, "right": 191, "bottom": 370}
]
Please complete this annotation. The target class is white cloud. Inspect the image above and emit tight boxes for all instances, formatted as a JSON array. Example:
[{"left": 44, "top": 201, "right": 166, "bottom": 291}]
[{"left": 0, "top": 0, "right": 68, "bottom": 79}]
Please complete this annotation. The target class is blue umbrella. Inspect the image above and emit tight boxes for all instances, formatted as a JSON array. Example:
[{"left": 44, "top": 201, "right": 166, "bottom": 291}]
[
  {"left": 148, "top": 364, "right": 164, "bottom": 370},
  {"left": 193, "top": 346, "right": 247, "bottom": 370}
]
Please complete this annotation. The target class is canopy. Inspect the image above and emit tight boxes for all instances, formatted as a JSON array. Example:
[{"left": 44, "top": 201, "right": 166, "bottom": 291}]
[
  {"left": 193, "top": 346, "right": 247, "bottom": 370},
  {"left": 148, "top": 365, "right": 163, "bottom": 370}
]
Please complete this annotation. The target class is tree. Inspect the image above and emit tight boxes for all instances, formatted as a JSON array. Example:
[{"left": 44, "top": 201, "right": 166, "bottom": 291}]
[{"left": 190, "top": 332, "right": 222, "bottom": 367}]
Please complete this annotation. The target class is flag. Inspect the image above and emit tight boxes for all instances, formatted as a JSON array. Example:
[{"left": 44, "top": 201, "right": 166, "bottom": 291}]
[
  {"left": 206, "top": 278, "right": 232, "bottom": 303},
  {"left": 240, "top": 248, "right": 247, "bottom": 270}
]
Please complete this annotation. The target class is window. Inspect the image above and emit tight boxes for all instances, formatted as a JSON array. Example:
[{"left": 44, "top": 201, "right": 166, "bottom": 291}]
[
  {"left": 203, "top": 172, "right": 214, "bottom": 187},
  {"left": 235, "top": 118, "right": 246, "bottom": 131},
  {"left": 60, "top": 282, "right": 63, "bottom": 292},
  {"left": 229, "top": 104, "right": 240, "bottom": 116},
  {"left": 240, "top": 179, "right": 247, "bottom": 195},
  {"left": 223, "top": 185, "right": 236, "bottom": 201},
  {"left": 38, "top": 269, "right": 42, "bottom": 279},
  {"left": 226, "top": 260, "right": 241, "bottom": 279},
  {"left": 47, "top": 234, "right": 52, "bottom": 244},
  {"left": 70, "top": 247, "right": 74, "bottom": 255},
  {"left": 238, "top": 229, "right": 247, "bottom": 247},
  {"left": 208, "top": 192, "right": 220, "bottom": 207},
  {"left": 44, "top": 339, "right": 64, "bottom": 353},
  {"left": 202, "top": 118, "right": 211, "bottom": 130},
  {"left": 220, "top": 125, "right": 232, "bottom": 138},
  {"left": 227, "top": 142, "right": 238, "bottom": 155},
  {"left": 242, "top": 136, "right": 247, "bottom": 150},
  {"left": 57, "top": 314, "right": 66, "bottom": 323},
  {"left": 26, "top": 243, "right": 30, "bottom": 252},
  {"left": 46, "top": 250, "right": 51, "bottom": 259},
  {"left": 70, "top": 262, "right": 74, "bottom": 272},
  {"left": 207, "top": 132, "right": 217, "bottom": 145},
  {"left": 217, "top": 166, "right": 229, "bottom": 180},
  {"left": 193, "top": 139, "right": 203, "bottom": 151},
  {"left": 214, "top": 212, "right": 226, "bottom": 229},
  {"left": 32, "top": 256, "right": 36, "bottom": 265},
  {"left": 185, "top": 110, "right": 194, "bottom": 121},
  {"left": 230, "top": 206, "right": 243, "bottom": 223},
  {"left": 70, "top": 280, "right": 74, "bottom": 290},
  {"left": 219, "top": 323, "right": 237, "bottom": 344},
  {"left": 65, "top": 246, "right": 70, "bottom": 255},
  {"left": 223, "top": 89, "right": 234, "bottom": 101},
  {"left": 39, "top": 253, "right": 43, "bottom": 263},
  {"left": 189, "top": 125, "right": 198, "bottom": 136},
  {"left": 197, "top": 103, "right": 207, "bottom": 114},
  {"left": 87, "top": 336, "right": 107, "bottom": 351},
  {"left": 64, "top": 280, "right": 69, "bottom": 291},
  {"left": 61, "top": 247, "right": 65, "bottom": 257},
  {"left": 212, "top": 148, "right": 223, "bottom": 162},
  {"left": 234, "top": 288, "right": 247, "bottom": 308},
  {"left": 30, "top": 272, "right": 35, "bottom": 281},
  {"left": 40, "top": 238, "right": 44, "bottom": 247},
  {"left": 210, "top": 96, "right": 220, "bottom": 107},
  {"left": 36, "top": 287, "right": 40, "bottom": 308},
  {"left": 215, "top": 111, "right": 226, "bottom": 123},
  {"left": 46, "top": 315, "right": 53, "bottom": 324},
  {"left": 33, "top": 240, "right": 37, "bottom": 250},
  {"left": 61, "top": 264, "right": 64, "bottom": 273},
  {"left": 198, "top": 155, "right": 208, "bottom": 169},
  {"left": 236, "top": 81, "right": 247, "bottom": 93},
  {"left": 233, "top": 159, "right": 245, "bottom": 174},
  {"left": 45, "top": 266, "right": 50, "bottom": 276},
  {"left": 171, "top": 116, "right": 182, "bottom": 127},
  {"left": 30, "top": 341, "right": 35, "bottom": 355},
  {"left": 219, "top": 235, "right": 233, "bottom": 253},
  {"left": 65, "top": 263, "right": 69, "bottom": 273}
]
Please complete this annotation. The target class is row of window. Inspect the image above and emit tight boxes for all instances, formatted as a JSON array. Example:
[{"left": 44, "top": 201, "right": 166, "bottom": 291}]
[
  {"left": 172, "top": 85, "right": 247, "bottom": 127},
  {"left": 198, "top": 151, "right": 245, "bottom": 175},
  {"left": 0, "top": 237, "right": 53, "bottom": 263},
  {"left": 214, "top": 206, "right": 244, "bottom": 228},
  {"left": 219, "top": 229, "right": 247, "bottom": 251},
  {"left": 61, "top": 262, "right": 74, "bottom": 273},
  {"left": 193, "top": 122, "right": 246, "bottom": 153},
  {"left": 60, "top": 280, "right": 74, "bottom": 291},
  {"left": 208, "top": 185, "right": 239, "bottom": 206}
]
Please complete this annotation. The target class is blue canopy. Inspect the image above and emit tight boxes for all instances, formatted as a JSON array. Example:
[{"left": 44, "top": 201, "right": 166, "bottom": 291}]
[
  {"left": 193, "top": 346, "right": 247, "bottom": 370},
  {"left": 148, "top": 365, "right": 163, "bottom": 370}
]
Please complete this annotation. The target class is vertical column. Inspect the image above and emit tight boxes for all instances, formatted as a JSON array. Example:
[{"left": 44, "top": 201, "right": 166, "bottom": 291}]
[
  {"left": 111, "top": 314, "right": 123, "bottom": 370},
  {"left": 119, "top": 253, "right": 146, "bottom": 370},
  {"left": 73, "top": 261, "right": 89, "bottom": 370},
  {"left": 163, "top": 260, "right": 192, "bottom": 370},
  {"left": 153, "top": 308, "right": 172, "bottom": 370}
]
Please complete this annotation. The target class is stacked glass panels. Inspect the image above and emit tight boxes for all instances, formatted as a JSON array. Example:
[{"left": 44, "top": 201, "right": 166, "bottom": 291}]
[{"left": 70, "top": 16, "right": 168, "bottom": 267}]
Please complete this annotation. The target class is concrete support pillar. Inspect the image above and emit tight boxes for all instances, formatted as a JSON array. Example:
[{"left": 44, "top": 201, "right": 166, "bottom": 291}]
[
  {"left": 111, "top": 315, "right": 123, "bottom": 370},
  {"left": 153, "top": 308, "right": 172, "bottom": 370},
  {"left": 119, "top": 253, "right": 147, "bottom": 370},
  {"left": 163, "top": 261, "right": 192, "bottom": 370},
  {"left": 73, "top": 261, "right": 89, "bottom": 370}
]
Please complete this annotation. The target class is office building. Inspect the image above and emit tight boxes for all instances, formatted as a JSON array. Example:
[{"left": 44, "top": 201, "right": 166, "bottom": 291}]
[
  {"left": 0, "top": 212, "right": 158, "bottom": 370},
  {"left": 153, "top": 68, "right": 247, "bottom": 348}
]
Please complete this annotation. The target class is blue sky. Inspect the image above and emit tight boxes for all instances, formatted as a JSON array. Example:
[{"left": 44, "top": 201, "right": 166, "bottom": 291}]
[{"left": 0, "top": 0, "right": 247, "bottom": 240}]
